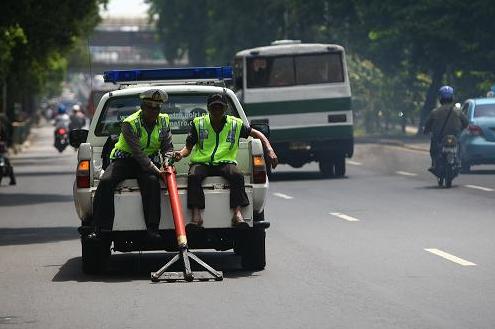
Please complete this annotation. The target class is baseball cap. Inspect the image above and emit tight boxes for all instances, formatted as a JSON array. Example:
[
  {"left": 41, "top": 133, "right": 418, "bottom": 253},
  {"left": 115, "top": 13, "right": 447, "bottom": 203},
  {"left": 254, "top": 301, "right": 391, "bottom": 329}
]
[{"left": 207, "top": 94, "right": 228, "bottom": 108}]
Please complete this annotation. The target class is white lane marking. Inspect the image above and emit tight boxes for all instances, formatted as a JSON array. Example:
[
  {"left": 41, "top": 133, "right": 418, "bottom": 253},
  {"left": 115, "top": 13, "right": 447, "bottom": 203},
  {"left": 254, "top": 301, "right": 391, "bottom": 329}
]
[
  {"left": 330, "top": 212, "right": 360, "bottom": 222},
  {"left": 424, "top": 248, "right": 476, "bottom": 266},
  {"left": 464, "top": 185, "right": 494, "bottom": 192},
  {"left": 273, "top": 192, "right": 293, "bottom": 200},
  {"left": 347, "top": 160, "right": 363, "bottom": 166},
  {"left": 396, "top": 171, "right": 417, "bottom": 177}
]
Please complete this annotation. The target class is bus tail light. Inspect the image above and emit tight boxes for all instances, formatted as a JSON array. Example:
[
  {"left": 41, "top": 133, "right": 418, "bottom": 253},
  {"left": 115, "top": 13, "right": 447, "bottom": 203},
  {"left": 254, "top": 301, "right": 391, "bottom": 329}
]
[
  {"left": 253, "top": 155, "right": 267, "bottom": 184},
  {"left": 77, "top": 160, "right": 90, "bottom": 188}
]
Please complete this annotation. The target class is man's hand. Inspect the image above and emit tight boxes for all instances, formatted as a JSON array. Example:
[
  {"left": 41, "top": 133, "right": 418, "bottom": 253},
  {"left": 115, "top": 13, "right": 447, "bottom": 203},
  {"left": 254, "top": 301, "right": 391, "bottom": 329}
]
[
  {"left": 173, "top": 150, "right": 183, "bottom": 162},
  {"left": 266, "top": 148, "right": 278, "bottom": 169}
]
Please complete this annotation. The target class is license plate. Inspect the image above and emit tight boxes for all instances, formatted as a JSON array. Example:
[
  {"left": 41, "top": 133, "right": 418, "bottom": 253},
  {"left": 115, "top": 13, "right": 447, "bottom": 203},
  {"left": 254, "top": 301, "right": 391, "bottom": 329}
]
[{"left": 289, "top": 142, "right": 311, "bottom": 150}]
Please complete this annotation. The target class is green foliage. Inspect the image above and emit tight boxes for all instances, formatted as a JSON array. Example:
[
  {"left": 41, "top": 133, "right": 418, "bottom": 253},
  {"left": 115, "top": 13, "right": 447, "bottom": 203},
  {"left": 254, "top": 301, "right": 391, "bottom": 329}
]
[
  {"left": 0, "top": 0, "right": 106, "bottom": 116},
  {"left": 149, "top": 0, "right": 495, "bottom": 133}
]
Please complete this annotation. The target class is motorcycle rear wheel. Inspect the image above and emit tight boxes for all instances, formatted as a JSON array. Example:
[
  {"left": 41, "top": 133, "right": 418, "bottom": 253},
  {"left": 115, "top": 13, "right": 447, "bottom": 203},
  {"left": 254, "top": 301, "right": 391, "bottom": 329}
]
[{"left": 445, "top": 166, "right": 453, "bottom": 188}]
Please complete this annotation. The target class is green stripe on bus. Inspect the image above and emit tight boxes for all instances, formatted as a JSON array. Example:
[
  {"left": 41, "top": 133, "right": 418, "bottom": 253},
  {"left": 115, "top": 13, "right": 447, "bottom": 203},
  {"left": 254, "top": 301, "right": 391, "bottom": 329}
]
[
  {"left": 243, "top": 97, "right": 351, "bottom": 116},
  {"left": 271, "top": 125, "right": 353, "bottom": 142}
]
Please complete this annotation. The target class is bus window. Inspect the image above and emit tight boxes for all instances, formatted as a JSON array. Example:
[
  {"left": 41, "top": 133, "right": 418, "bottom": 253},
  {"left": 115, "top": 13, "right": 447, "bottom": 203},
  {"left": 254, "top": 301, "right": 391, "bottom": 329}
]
[
  {"left": 247, "top": 57, "right": 295, "bottom": 88},
  {"left": 295, "top": 53, "right": 344, "bottom": 84}
]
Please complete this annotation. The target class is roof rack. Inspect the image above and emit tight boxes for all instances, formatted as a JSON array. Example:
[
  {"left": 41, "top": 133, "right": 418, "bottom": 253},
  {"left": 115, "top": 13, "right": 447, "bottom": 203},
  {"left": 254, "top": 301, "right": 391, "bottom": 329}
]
[{"left": 103, "top": 66, "right": 233, "bottom": 85}]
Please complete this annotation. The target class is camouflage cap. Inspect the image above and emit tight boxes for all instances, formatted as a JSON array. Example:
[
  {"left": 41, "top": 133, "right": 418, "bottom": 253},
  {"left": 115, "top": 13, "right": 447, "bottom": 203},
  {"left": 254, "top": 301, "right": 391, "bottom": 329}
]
[{"left": 140, "top": 89, "right": 168, "bottom": 107}]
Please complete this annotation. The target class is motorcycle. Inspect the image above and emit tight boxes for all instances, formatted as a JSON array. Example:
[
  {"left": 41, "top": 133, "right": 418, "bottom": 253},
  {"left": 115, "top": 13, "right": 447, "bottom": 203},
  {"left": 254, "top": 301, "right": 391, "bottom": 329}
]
[
  {"left": 0, "top": 143, "right": 15, "bottom": 186},
  {"left": 433, "top": 135, "right": 459, "bottom": 188},
  {"left": 54, "top": 126, "right": 69, "bottom": 153}
]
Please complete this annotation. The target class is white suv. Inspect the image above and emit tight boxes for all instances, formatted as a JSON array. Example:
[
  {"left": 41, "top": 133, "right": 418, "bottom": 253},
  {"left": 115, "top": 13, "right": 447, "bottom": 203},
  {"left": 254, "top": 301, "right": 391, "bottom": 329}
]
[{"left": 70, "top": 68, "right": 271, "bottom": 274}]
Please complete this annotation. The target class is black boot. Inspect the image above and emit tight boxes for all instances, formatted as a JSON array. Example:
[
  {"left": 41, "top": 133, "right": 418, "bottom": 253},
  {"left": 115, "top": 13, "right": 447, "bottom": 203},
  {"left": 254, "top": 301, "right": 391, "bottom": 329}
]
[{"left": 146, "top": 226, "right": 162, "bottom": 243}]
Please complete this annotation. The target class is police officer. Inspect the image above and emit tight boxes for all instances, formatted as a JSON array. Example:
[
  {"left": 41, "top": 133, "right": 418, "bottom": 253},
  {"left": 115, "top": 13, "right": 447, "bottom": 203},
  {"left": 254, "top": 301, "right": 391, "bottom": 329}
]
[
  {"left": 424, "top": 86, "right": 468, "bottom": 172},
  {"left": 87, "top": 89, "right": 174, "bottom": 242},
  {"left": 173, "top": 93, "right": 278, "bottom": 229}
]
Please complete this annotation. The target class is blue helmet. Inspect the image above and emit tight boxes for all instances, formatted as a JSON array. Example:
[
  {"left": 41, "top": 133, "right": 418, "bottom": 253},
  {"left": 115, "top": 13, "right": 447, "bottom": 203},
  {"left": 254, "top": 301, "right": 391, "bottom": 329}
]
[
  {"left": 58, "top": 104, "right": 67, "bottom": 114},
  {"left": 438, "top": 86, "right": 454, "bottom": 104}
]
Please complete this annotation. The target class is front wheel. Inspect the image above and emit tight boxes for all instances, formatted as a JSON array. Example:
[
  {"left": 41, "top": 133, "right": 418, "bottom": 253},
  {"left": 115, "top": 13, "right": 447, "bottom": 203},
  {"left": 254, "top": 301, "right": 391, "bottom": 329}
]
[
  {"left": 241, "top": 230, "right": 266, "bottom": 271},
  {"left": 445, "top": 166, "right": 453, "bottom": 188}
]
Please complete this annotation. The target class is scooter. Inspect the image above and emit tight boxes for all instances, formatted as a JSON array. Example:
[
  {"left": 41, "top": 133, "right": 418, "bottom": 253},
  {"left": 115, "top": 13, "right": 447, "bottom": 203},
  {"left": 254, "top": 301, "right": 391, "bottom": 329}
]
[
  {"left": 0, "top": 143, "right": 16, "bottom": 186},
  {"left": 54, "top": 126, "right": 69, "bottom": 153},
  {"left": 433, "top": 135, "right": 459, "bottom": 188}
]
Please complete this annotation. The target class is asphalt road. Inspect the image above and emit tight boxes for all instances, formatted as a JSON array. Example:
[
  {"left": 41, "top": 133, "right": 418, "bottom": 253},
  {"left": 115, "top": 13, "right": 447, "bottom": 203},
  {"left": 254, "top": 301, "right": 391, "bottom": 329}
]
[{"left": 1, "top": 126, "right": 495, "bottom": 329}]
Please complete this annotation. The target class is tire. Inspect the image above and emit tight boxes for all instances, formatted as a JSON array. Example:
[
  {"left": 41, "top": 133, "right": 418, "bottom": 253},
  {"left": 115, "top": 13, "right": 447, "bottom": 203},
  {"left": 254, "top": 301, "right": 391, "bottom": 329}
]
[
  {"left": 319, "top": 157, "right": 334, "bottom": 177},
  {"left": 81, "top": 237, "right": 111, "bottom": 274},
  {"left": 445, "top": 166, "right": 453, "bottom": 188},
  {"left": 241, "top": 229, "right": 266, "bottom": 271},
  {"left": 334, "top": 156, "right": 346, "bottom": 177}
]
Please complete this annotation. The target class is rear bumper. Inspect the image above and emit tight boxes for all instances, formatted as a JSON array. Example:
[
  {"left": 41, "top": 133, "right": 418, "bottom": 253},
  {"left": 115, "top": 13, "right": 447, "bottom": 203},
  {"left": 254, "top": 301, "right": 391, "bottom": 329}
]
[
  {"left": 273, "top": 137, "right": 354, "bottom": 166},
  {"left": 461, "top": 139, "right": 495, "bottom": 164},
  {"left": 78, "top": 224, "right": 269, "bottom": 252}
]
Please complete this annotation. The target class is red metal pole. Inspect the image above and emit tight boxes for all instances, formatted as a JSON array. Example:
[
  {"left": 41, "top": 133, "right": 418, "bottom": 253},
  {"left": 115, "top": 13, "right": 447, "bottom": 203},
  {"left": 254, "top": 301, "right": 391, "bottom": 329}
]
[{"left": 165, "top": 166, "right": 187, "bottom": 249}]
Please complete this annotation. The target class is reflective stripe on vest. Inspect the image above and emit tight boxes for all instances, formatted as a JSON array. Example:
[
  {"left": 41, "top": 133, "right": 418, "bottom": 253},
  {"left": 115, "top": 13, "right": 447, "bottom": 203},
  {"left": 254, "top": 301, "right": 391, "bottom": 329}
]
[
  {"left": 198, "top": 118, "right": 207, "bottom": 150},
  {"left": 227, "top": 120, "right": 237, "bottom": 150},
  {"left": 134, "top": 119, "right": 141, "bottom": 138}
]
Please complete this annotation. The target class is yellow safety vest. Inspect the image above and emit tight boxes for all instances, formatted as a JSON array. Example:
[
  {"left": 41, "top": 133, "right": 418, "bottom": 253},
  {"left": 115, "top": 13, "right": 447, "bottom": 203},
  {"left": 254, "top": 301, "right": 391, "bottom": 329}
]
[{"left": 190, "top": 114, "right": 243, "bottom": 165}]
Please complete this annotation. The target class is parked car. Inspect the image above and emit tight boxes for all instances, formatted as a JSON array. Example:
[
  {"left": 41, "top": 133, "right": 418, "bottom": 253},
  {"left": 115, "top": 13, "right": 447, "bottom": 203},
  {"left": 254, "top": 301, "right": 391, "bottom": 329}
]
[{"left": 459, "top": 98, "right": 495, "bottom": 172}]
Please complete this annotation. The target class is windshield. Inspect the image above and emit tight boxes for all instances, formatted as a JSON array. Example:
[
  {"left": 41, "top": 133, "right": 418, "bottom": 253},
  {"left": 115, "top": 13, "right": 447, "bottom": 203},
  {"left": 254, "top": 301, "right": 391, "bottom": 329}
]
[
  {"left": 246, "top": 52, "right": 344, "bottom": 88},
  {"left": 474, "top": 104, "right": 495, "bottom": 118},
  {"left": 95, "top": 93, "right": 239, "bottom": 137}
]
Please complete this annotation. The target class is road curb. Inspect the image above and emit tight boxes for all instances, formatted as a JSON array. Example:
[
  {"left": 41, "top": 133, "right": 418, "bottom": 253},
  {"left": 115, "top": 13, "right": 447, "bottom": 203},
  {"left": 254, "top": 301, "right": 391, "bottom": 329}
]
[{"left": 356, "top": 136, "right": 429, "bottom": 153}]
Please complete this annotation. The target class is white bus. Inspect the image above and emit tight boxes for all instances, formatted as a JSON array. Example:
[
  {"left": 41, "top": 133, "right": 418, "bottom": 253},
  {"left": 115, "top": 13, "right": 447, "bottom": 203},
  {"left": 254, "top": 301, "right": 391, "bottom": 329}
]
[{"left": 233, "top": 40, "right": 353, "bottom": 176}]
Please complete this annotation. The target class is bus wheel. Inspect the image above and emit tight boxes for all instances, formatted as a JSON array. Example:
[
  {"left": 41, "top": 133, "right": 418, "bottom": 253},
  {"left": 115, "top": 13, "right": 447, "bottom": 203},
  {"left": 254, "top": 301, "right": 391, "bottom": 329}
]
[
  {"left": 319, "top": 157, "right": 335, "bottom": 177},
  {"left": 334, "top": 157, "right": 346, "bottom": 177}
]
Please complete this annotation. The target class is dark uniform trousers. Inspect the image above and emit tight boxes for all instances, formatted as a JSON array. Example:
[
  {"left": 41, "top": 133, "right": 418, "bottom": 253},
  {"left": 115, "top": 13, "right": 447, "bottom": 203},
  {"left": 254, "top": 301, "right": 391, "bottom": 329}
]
[
  {"left": 187, "top": 163, "right": 249, "bottom": 209},
  {"left": 92, "top": 158, "right": 160, "bottom": 231}
]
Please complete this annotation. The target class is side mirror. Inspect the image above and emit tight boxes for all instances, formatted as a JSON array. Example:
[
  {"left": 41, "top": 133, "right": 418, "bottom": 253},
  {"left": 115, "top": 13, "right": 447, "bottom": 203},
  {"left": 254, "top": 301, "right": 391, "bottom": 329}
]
[
  {"left": 250, "top": 119, "right": 270, "bottom": 139},
  {"left": 69, "top": 129, "right": 88, "bottom": 149}
]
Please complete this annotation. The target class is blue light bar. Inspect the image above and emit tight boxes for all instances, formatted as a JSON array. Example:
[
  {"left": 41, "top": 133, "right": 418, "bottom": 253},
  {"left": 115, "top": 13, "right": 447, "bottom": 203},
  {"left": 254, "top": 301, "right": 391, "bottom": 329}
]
[{"left": 103, "top": 66, "right": 233, "bottom": 83}]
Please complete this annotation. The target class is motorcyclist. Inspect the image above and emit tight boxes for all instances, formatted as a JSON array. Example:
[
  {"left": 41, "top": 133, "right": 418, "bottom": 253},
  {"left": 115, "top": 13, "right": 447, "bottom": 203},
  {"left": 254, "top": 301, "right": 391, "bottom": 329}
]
[
  {"left": 54, "top": 104, "right": 71, "bottom": 130},
  {"left": 69, "top": 104, "right": 86, "bottom": 130},
  {"left": 0, "top": 127, "right": 16, "bottom": 185},
  {"left": 424, "top": 86, "right": 468, "bottom": 172}
]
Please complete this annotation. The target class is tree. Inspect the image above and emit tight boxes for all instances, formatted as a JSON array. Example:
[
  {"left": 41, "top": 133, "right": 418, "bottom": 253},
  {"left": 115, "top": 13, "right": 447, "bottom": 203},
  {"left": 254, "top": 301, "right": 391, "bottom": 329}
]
[
  {"left": 349, "top": 0, "right": 495, "bottom": 131},
  {"left": 0, "top": 0, "right": 106, "bottom": 119}
]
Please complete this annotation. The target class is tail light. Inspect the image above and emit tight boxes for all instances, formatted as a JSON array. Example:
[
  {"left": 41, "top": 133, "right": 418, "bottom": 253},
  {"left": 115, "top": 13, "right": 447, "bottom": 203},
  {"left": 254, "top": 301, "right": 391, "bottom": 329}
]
[
  {"left": 58, "top": 128, "right": 67, "bottom": 135},
  {"left": 468, "top": 125, "right": 483, "bottom": 136},
  {"left": 252, "top": 155, "right": 267, "bottom": 184},
  {"left": 76, "top": 160, "right": 90, "bottom": 188}
]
